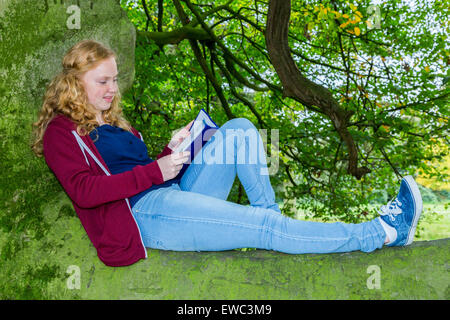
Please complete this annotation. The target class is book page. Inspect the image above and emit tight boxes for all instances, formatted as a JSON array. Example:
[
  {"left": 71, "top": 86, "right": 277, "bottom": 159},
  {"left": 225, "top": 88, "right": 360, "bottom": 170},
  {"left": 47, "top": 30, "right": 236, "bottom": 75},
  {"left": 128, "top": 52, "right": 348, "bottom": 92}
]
[
  {"left": 174, "top": 109, "right": 217, "bottom": 153},
  {"left": 175, "top": 121, "right": 205, "bottom": 153}
]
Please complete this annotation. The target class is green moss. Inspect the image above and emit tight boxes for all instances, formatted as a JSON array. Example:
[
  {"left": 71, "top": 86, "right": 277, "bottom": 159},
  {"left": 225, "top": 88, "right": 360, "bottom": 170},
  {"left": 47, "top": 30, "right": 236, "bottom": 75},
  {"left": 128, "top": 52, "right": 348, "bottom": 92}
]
[
  {"left": 0, "top": 0, "right": 135, "bottom": 299},
  {"left": 2, "top": 201, "right": 448, "bottom": 299}
]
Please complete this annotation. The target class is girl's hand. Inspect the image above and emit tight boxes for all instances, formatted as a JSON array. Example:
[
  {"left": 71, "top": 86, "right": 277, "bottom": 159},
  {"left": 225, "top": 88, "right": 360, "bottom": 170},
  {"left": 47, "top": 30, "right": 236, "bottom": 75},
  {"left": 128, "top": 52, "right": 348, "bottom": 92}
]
[
  {"left": 156, "top": 151, "right": 190, "bottom": 181},
  {"left": 168, "top": 120, "right": 194, "bottom": 151}
]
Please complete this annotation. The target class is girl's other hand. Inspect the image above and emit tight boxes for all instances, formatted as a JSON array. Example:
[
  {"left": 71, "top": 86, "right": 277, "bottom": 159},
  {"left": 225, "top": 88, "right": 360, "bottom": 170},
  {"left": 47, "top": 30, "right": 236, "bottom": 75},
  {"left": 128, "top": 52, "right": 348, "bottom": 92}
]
[
  {"left": 168, "top": 120, "right": 194, "bottom": 151},
  {"left": 156, "top": 151, "right": 190, "bottom": 181}
]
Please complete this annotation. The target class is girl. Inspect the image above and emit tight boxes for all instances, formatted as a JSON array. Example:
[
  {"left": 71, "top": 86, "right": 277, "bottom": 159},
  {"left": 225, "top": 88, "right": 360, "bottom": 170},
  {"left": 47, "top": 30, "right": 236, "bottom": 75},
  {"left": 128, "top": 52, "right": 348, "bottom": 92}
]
[{"left": 32, "top": 40, "right": 422, "bottom": 267}]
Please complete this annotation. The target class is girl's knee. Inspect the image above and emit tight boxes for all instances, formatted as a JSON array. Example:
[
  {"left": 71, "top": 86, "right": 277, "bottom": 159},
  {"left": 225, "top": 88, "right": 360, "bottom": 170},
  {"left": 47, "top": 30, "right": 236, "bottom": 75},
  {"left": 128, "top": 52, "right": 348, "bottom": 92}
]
[{"left": 223, "top": 118, "right": 255, "bottom": 130}]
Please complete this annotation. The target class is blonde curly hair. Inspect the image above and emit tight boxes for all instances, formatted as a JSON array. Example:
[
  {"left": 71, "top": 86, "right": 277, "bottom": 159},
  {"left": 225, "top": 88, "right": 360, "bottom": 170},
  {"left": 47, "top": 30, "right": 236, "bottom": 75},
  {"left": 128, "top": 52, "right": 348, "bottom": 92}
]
[{"left": 31, "top": 39, "right": 132, "bottom": 157}]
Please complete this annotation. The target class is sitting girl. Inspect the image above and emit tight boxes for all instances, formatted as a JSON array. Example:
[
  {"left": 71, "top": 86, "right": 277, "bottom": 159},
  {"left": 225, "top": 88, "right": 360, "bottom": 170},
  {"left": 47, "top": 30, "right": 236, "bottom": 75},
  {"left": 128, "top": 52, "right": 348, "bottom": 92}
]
[{"left": 32, "top": 40, "right": 422, "bottom": 267}]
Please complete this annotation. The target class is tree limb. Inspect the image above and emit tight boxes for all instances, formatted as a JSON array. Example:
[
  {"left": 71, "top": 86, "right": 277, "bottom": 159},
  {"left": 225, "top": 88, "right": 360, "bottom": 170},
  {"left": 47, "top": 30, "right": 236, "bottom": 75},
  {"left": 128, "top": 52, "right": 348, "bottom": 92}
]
[
  {"left": 265, "top": 0, "right": 371, "bottom": 180},
  {"left": 137, "top": 26, "right": 211, "bottom": 46}
]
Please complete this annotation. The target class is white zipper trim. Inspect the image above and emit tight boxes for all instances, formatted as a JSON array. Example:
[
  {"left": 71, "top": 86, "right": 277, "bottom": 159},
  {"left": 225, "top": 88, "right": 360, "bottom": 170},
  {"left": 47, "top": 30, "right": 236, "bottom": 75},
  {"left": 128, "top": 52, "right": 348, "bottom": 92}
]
[
  {"left": 71, "top": 130, "right": 147, "bottom": 259},
  {"left": 72, "top": 131, "right": 110, "bottom": 174}
]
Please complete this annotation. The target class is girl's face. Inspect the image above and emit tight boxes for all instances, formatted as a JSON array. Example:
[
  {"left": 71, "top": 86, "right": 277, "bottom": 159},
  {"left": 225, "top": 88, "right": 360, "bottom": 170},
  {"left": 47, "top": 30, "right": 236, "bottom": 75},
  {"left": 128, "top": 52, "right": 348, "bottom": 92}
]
[{"left": 80, "top": 56, "right": 118, "bottom": 116}]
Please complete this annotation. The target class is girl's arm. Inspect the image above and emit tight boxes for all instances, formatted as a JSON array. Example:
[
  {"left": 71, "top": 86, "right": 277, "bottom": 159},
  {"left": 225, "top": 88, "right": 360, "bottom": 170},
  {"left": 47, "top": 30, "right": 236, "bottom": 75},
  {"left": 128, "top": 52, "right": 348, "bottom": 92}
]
[
  {"left": 43, "top": 124, "right": 165, "bottom": 209},
  {"left": 157, "top": 144, "right": 173, "bottom": 159}
]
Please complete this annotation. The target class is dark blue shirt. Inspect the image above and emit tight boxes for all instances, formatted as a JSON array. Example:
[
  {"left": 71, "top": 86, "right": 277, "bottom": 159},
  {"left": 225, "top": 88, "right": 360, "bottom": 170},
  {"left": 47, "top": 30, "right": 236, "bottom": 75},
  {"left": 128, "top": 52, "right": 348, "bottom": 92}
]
[{"left": 89, "top": 124, "right": 180, "bottom": 208}]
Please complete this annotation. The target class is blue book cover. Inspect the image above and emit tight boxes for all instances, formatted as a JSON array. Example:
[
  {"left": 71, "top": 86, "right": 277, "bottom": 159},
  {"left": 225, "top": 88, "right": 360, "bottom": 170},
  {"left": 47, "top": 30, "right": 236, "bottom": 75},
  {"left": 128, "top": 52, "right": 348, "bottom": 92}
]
[{"left": 174, "top": 108, "right": 219, "bottom": 178}]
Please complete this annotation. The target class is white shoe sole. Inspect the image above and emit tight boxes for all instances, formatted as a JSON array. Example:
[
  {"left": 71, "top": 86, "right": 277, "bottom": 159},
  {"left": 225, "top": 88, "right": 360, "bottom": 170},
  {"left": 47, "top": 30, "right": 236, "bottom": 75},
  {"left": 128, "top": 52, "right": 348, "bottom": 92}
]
[{"left": 403, "top": 175, "right": 423, "bottom": 245}]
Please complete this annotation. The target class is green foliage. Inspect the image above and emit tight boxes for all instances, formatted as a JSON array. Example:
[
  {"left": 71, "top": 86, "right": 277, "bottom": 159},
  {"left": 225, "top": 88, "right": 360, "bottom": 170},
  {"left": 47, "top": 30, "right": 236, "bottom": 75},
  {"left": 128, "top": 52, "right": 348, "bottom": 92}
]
[{"left": 119, "top": 0, "right": 449, "bottom": 222}]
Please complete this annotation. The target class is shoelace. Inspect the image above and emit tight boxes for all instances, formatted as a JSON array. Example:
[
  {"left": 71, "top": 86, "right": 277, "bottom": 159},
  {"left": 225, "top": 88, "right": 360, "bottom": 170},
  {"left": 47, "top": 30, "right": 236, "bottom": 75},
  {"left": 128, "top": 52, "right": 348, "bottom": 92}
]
[{"left": 379, "top": 197, "right": 403, "bottom": 222}]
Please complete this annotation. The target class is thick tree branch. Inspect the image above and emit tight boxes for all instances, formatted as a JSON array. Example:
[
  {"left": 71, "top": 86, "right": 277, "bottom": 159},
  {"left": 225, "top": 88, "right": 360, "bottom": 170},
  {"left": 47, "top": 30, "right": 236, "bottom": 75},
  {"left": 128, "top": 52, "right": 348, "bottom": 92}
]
[
  {"left": 265, "top": 0, "right": 370, "bottom": 180},
  {"left": 137, "top": 27, "right": 211, "bottom": 46}
]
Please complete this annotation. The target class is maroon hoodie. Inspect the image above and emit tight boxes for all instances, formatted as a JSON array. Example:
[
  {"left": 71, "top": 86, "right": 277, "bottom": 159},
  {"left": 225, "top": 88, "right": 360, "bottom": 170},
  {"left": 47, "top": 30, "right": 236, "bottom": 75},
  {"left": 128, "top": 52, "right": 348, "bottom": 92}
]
[{"left": 43, "top": 114, "right": 172, "bottom": 266}]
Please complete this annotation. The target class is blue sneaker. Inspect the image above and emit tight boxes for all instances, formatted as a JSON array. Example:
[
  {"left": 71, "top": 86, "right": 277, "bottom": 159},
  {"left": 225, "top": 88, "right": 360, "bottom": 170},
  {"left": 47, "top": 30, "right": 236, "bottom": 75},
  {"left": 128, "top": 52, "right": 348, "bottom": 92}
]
[{"left": 378, "top": 175, "right": 423, "bottom": 246}]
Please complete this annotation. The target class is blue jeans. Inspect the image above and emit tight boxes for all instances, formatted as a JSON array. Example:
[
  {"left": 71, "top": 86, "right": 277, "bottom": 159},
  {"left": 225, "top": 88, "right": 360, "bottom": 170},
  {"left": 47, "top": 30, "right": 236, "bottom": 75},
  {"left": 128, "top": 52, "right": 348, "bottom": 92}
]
[{"left": 132, "top": 118, "right": 386, "bottom": 254}]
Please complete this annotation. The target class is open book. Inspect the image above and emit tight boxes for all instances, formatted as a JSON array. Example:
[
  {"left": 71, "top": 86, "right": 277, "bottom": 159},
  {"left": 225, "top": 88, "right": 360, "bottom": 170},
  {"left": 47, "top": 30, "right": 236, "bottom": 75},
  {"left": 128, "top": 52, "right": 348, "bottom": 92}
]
[{"left": 174, "top": 108, "right": 219, "bottom": 177}]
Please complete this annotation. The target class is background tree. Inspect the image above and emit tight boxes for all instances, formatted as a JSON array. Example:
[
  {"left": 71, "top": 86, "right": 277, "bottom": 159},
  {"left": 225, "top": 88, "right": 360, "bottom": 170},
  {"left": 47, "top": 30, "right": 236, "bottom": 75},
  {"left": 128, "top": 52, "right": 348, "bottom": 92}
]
[{"left": 120, "top": 0, "right": 449, "bottom": 222}]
